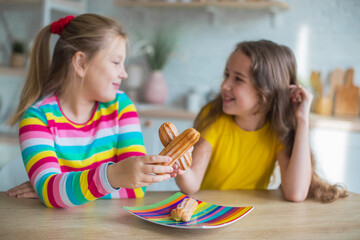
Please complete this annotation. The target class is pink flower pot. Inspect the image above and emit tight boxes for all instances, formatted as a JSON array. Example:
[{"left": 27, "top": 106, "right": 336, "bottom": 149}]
[{"left": 144, "top": 71, "right": 168, "bottom": 104}]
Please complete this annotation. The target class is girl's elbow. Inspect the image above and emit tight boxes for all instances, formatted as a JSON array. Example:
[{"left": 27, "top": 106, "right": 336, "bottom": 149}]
[
  {"left": 283, "top": 189, "right": 308, "bottom": 202},
  {"left": 176, "top": 176, "right": 201, "bottom": 195},
  {"left": 186, "top": 188, "right": 200, "bottom": 196},
  {"left": 285, "top": 194, "right": 306, "bottom": 202},
  {"left": 180, "top": 185, "right": 200, "bottom": 196}
]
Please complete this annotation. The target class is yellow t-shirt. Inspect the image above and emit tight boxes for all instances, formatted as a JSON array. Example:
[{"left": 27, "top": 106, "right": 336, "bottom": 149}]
[{"left": 200, "top": 114, "right": 283, "bottom": 190}]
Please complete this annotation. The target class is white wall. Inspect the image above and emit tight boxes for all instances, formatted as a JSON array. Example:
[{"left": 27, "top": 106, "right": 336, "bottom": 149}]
[
  {"left": 1, "top": 0, "right": 359, "bottom": 107},
  {"left": 87, "top": 0, "right": 360, "bottom": 107}
]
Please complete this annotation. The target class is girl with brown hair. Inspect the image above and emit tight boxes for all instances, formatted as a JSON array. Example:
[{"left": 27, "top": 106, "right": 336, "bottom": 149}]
[
  {"left": 6, "top": 14, "right": 175, "bottom": 207},
  {"left": 175, "top": 40, "right": 347, "bottom": 203}
]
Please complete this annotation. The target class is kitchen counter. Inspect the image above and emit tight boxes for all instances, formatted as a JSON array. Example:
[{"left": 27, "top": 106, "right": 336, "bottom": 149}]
[
  {"left": 310, "top": 113, "right": 360, "bottom": 132},
  {"left": 136, "top": 103, "right": 360, "bottom": 132},
  {"left": 0, "top": 190, "right": 359, "bottom": 239},
  {"left": 137, "top": 106, "right": 197, "bottom": 120}
]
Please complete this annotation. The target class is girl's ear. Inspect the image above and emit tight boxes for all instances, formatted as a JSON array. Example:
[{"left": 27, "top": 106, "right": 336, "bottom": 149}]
[{"left": 72, "top": 51, "right": 87, "bottom": 78}]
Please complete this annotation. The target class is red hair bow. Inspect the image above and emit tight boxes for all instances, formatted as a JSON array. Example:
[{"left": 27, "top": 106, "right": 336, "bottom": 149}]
[{"left": 50, "top": 15, "right": 75, "bottom": 35}]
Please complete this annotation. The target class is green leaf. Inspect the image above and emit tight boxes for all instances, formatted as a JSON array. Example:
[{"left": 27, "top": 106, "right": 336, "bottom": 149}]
[{"left": 142, "top": 29, "right": 177, "bottom": 71}]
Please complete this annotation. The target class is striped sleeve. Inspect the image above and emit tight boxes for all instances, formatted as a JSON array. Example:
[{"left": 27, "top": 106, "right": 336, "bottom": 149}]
[
  {"left": 111, "top": 92, "right": 147, "bottom": 198},
  {"left": 19, "top": 107, "right": 117, "bottom": 208}
]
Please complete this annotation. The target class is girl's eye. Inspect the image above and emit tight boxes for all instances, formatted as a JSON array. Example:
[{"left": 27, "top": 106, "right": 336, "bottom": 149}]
[
  {"left": 236, "top": 77, "right": 244, "bottom": 82},
  {"left": 113, "top": 62, "right": 120, "bottom": 65},
  {"left": 224, "top": 73, "right": 229, "bottom": 78}
]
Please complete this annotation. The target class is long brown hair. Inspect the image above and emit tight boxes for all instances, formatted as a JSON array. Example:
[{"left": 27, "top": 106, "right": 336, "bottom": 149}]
[
  {"left": 8, "top": 14, "right": 126, "bottom": 126},
  {"left": 195, "top": 40, "right": 347, "bottom": 203}
]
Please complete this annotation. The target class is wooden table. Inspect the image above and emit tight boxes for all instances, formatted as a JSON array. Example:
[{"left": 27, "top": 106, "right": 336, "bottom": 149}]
[{"left": 0, "top": 190, "right": 359, "bottom": 239}]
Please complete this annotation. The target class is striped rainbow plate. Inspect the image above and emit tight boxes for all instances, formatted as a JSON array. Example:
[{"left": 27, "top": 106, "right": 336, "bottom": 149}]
[{"left": 122, "top": 192, "right": 254, "bottom": 229}]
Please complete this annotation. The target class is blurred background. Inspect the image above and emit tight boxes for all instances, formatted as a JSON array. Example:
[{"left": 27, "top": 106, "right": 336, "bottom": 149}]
[{"left": 0, "top": 0, "right": 359, "bottom": 193}]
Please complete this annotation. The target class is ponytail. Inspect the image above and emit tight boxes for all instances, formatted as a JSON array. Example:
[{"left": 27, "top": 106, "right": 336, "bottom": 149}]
[{"left": 7, "top": 26, "right": 51, "bottom": 126}]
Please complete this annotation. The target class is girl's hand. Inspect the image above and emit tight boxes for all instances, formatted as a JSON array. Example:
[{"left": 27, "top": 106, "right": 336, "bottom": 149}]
[
  {"left": 6, "top": 181, "right": 39, "bottom": 199},
  {"left": 171, "top": 164, "right": 186, "bottom": 176},
  {"left": 289, "top": 85, "right": 313, "bottom": 121},
  {"left": 171, "top": 146, "right": 194, "bottom": 177},
  {"left": 107, "top": 155, "right": 174, "bottom": 189}
]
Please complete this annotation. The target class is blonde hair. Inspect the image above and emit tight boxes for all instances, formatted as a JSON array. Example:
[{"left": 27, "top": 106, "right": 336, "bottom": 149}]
[
  {"left": 195, "top": 40, "right": 347, "bottom": 203},
  {"left": 8, "top": 14, "right": 126, "bottom": 126}
]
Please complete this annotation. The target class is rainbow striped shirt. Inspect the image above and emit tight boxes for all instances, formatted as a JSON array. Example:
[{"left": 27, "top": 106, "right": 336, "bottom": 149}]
[{"left": 19, "top": 91, "right": 146, "bottom": 208}]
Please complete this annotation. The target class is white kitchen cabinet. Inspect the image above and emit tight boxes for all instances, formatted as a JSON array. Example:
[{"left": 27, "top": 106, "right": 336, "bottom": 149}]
[
  {"left": 139, "top": 116, "right": 194, "bottom": 191},
  {"left": 309, "top": 114, "right": 360, "bottom": 194},
  {"left": 310, "top": 127, "right": 360, "bottom": 194}
]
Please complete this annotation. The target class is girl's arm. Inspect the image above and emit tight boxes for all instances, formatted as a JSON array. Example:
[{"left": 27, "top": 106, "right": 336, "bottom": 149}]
[
  {"left": 175, "top": 138, "right": 212, "bottom": 195},
  {"left": 278, "top": 85, "right": 313, "bottom": 202},
  {"left": 277, "top": 121, "right": 312, "bottom": 202},
  {"left": 20, "top": 107, "right": 172, "bottom": 207},
  {"left": 19, "top": 110, "right": 112, "bottom": 208}
]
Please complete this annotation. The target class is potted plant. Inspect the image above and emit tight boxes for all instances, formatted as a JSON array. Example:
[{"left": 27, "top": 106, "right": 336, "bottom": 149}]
[
  {"left": 10, "top": 40, "right": 26, "bottom": 68},
  {"left": 142, "top": 30, "right": 177, "bottom": 104}
]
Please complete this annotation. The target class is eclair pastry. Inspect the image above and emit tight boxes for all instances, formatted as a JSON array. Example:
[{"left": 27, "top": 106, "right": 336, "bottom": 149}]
[
  {"left": 158, "top": 123, "right": 200, "bottom": 169},
  {"left": 159, "top": 122, "right": 195, "bottom": 170},
  {"left": 171, "top": 197, "right": 198, "bottom": 222}
]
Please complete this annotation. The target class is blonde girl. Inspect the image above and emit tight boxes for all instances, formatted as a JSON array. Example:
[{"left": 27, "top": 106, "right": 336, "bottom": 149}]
[{"left": 7, "top": 14, "right": 174, "bottom": 207}]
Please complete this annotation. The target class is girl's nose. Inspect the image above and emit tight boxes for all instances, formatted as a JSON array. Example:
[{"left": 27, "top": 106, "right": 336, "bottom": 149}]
[
  {"left": 221, "top": 78, "right": 231, "bottom": 91},
  {"left": 119, "top": 69, "right": 128, "bottom": 80}
]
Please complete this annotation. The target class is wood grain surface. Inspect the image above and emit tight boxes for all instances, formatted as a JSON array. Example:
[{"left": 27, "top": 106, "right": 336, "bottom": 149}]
[{"left": 0, "top": 190, "right": 359, "bottom": 240}]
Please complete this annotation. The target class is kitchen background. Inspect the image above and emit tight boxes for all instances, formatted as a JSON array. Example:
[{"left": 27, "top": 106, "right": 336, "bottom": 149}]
[{"left": 0, "top": 0, "right": 359, "bottom": 193}]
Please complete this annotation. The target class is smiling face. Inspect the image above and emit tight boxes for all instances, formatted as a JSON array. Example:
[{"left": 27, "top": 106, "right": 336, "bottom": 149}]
[
  {"left": 83, "top": 35, "right": 128, "bottom": 103},
  {"left": 221, "top": 50, "right": 260, "bottom": 118}
]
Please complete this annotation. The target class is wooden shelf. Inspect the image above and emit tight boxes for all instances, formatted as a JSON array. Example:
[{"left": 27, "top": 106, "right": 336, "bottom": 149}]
[
  {"left": 0, "top": 0, "right": 39, "bottom": 3},
  {"left": 310, "top": 113, "right": 360, "bottom": 132},
  {"left": 0, "top": 0, "right": 85, "bottom": 10},
  {"left": 115, "top": 0, "right": 289, "bottom": 10},
  {"left": 137, "top": 109, "right": 360, "bottom": 131},
  {"left": 136, "top": 103, "right": 197, "bottom": 120},
  {"left": 0, "top": 133, "right": 18, "bottom": 145},
  {"left": 0, "top": 67, "right": 27, "bottom": 78}
]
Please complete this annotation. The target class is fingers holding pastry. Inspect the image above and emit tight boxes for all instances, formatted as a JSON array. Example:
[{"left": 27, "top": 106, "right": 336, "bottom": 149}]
[
  {"left": 158, "top": 122, "right": 199, "bottom": 170},
  {"left": 159, "top": 128, "right": 200, "bottom": 167}
]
